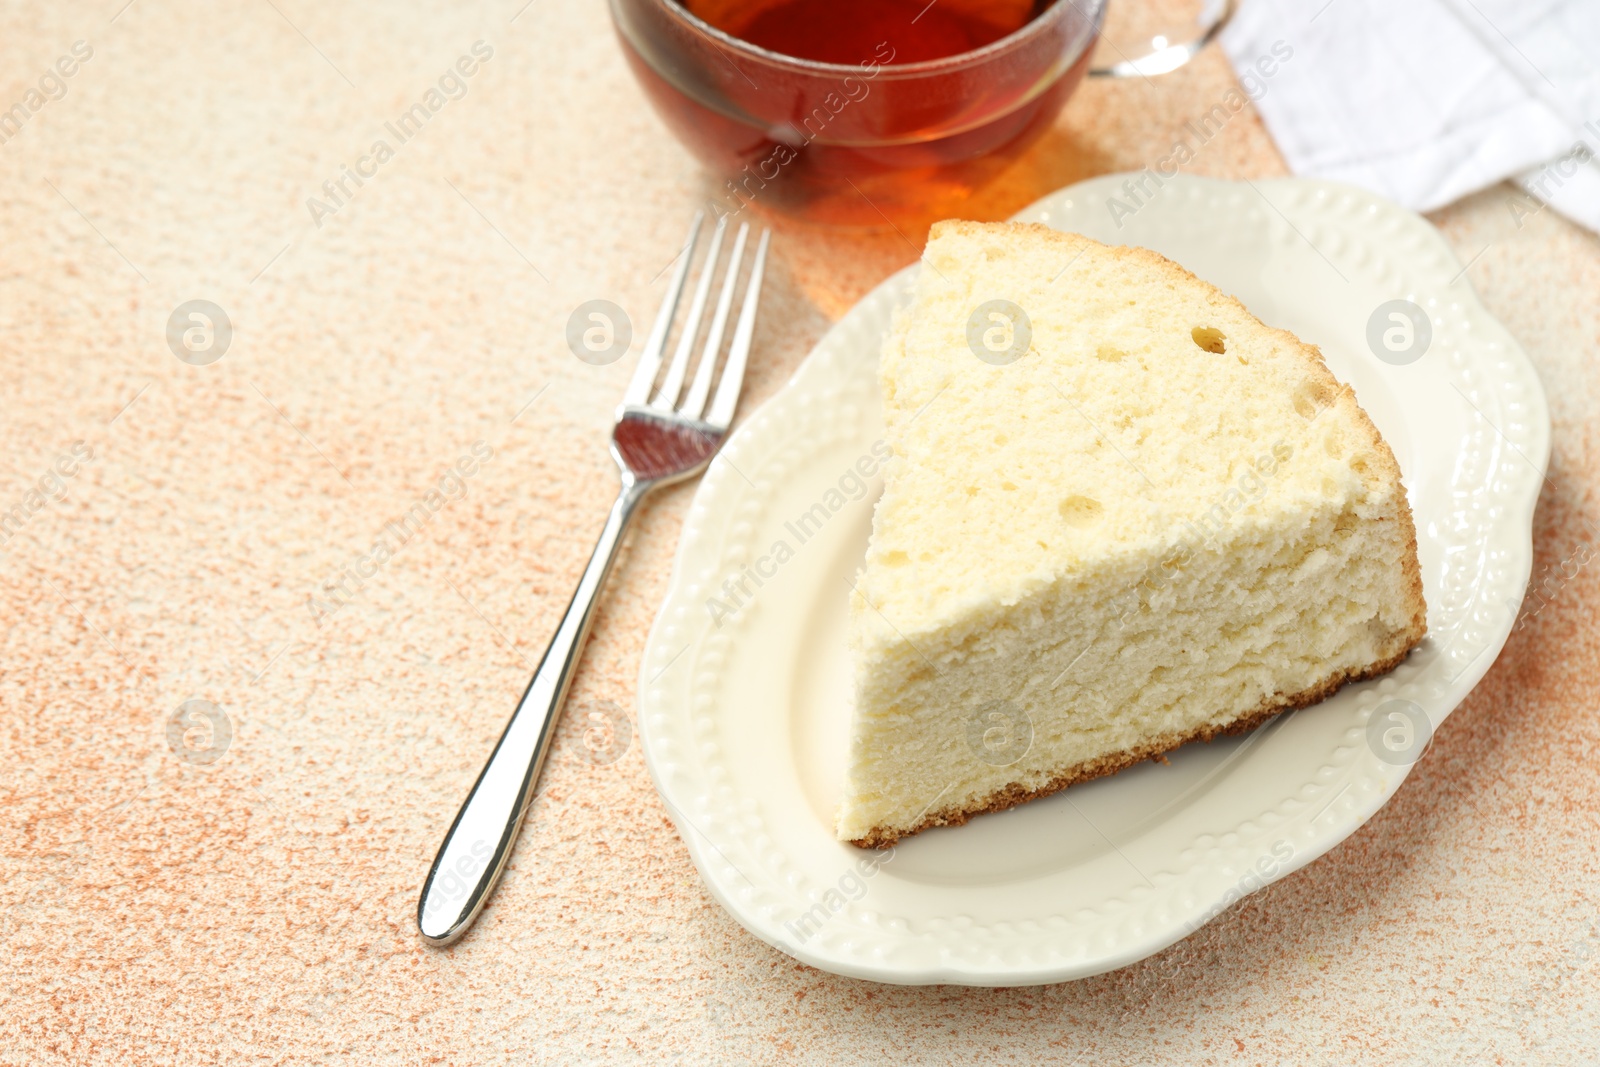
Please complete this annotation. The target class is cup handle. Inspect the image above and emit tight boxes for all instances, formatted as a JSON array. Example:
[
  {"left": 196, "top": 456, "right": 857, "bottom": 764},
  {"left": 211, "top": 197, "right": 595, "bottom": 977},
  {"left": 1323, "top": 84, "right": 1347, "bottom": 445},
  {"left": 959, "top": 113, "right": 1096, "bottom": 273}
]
[{"left": 1089, "top": 0, "right": 1236, "bottom": 78}]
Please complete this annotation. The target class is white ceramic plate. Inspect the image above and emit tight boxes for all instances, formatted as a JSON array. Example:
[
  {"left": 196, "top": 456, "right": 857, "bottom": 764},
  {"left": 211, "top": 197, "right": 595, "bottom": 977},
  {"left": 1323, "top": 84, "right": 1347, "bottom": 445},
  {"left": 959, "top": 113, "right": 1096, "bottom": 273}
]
[{"left": 636, "top": 175, "right": 1550, "bottom": 986}]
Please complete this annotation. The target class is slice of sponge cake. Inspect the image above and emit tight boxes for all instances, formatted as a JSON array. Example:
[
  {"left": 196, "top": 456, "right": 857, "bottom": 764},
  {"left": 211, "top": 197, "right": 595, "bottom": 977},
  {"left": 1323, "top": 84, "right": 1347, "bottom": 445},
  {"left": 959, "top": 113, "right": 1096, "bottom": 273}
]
[{"left": 836, "top": 220, "right": 1426, "bottom": 848}]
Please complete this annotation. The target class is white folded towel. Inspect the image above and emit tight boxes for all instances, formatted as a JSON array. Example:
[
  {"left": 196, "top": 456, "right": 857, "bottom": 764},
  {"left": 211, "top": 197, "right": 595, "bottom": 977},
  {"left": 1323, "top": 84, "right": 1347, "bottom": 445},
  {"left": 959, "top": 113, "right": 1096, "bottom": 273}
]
[{"left": 1220, "top": 0, "right": 1600, "bottom": 232}]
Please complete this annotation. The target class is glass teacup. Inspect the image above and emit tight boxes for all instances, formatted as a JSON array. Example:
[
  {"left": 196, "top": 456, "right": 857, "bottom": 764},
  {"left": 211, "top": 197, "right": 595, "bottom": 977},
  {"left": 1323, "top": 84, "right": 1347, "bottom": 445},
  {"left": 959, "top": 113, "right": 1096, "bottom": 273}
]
[{"left": 611, "top": 0, "right": 1232, "bottom": 226}]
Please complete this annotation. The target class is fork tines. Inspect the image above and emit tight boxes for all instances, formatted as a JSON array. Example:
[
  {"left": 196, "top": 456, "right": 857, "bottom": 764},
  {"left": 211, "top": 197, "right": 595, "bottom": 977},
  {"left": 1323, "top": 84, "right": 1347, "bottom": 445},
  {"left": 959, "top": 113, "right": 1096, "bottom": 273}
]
[{"left": 622, "top": 212, "right": 771, "bottom": 429}]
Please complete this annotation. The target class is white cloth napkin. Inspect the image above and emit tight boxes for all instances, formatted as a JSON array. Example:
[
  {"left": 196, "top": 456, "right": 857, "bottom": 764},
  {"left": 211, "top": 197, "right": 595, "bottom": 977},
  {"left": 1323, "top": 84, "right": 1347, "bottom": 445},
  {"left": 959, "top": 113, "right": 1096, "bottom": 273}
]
[{"left": 1219, "top": 0, "right": 1600, "bottom": 233}]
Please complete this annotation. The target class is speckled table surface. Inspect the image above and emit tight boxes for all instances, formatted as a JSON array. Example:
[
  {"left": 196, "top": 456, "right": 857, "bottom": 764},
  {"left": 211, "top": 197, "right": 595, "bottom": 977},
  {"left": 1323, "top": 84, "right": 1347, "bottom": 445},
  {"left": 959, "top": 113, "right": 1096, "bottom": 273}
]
[{"left": 2, "top": 1, "right": 1597, "bottom": 1064}]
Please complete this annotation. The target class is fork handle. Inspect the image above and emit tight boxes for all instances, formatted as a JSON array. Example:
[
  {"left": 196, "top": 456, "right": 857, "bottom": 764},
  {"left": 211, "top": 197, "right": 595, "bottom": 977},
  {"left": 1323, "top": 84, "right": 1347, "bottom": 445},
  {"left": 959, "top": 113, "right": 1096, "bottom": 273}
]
[{"left": 417, "top": 480, "right": 649, "bottom": 945}]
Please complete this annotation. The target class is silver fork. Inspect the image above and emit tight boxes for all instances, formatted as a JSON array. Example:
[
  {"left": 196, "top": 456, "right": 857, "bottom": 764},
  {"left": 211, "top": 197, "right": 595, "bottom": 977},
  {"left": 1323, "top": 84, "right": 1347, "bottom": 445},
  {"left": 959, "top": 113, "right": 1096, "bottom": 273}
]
[{"left": 418, "top": 212, "right": 770, "bottom": 946}]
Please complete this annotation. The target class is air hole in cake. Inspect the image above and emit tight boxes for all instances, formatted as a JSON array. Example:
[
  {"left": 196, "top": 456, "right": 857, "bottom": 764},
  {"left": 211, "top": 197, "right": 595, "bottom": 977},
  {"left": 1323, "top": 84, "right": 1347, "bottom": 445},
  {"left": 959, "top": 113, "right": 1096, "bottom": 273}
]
[
  {"left": 1293, "top": 379, "right": 1337, "bottom": 420},
  {"left": 1058, "top": 494, "right": 1103, "bottom": 527},
  {"left": 1364, "top": 616, "right": 1403, "bottom": 650},
  {"left": 1191, "top": 326, "right": 1227, "bottom": 354},
  {"left": 881, "top": 550, "right": 910, "bottom": 567},
  {"left": 1096, "top": 343, "right": 1127, "bottom": 362},
  {"left": 995, "top": 433, "right": 1008, "bottom": 446},
  {"left": 1001, "top": 481, "right": 1018, "bottom": 491}
]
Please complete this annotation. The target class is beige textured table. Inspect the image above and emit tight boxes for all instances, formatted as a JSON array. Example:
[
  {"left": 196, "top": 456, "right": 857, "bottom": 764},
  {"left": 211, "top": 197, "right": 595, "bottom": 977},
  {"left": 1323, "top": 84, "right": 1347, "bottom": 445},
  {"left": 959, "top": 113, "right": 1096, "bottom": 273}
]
[{"left": 3, "top": 1, "right": 1597, "bottom": 1063}]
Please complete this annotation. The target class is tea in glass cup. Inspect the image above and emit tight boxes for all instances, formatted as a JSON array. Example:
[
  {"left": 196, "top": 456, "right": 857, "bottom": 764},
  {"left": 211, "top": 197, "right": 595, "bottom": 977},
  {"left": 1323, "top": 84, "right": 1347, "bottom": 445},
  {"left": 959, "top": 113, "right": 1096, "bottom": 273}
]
[{"left": 611, "top": 0, "right": 1104, "bottom": 225}]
